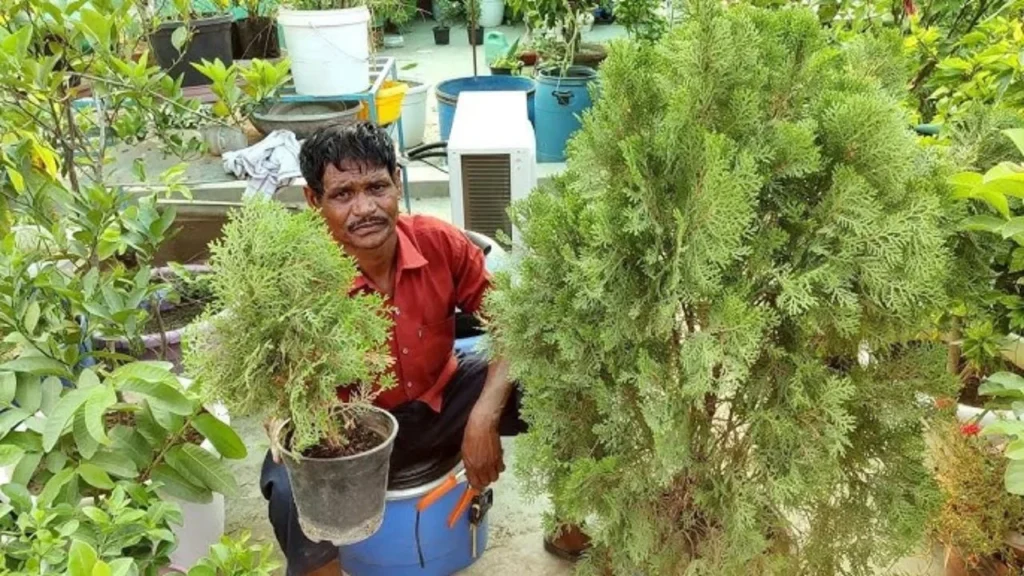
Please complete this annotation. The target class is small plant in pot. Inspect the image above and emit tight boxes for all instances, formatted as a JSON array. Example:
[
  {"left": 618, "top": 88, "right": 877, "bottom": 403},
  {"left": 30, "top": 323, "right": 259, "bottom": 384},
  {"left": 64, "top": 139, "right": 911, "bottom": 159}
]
[
  {"left": 489, "top": 37, "right": 523, "bottom": 75},
  {"left": 183, "top": 200, "right": 398, "bottom": 545},
  {"left": 461, "top": 0, "right": 485, "bottom": 45},
  {"left": 433, "top": 0, "right": 458, "bottom": 44},
  {"left": 191, "top": 58, "right": 292, "bottom": 156}
]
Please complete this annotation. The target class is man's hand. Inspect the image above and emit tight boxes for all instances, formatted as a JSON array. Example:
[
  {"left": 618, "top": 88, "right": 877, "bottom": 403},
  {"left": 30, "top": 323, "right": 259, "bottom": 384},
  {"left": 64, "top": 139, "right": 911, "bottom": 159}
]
[{"left": 462, "top": 409, "right": 504, "bottom": 489}]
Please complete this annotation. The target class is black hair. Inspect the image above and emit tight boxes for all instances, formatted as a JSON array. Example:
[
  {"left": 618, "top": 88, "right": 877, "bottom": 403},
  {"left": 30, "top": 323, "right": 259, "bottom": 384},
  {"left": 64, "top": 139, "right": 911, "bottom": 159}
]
[{"left": 299, "top": 122, "right": 398, "bottom": 198}]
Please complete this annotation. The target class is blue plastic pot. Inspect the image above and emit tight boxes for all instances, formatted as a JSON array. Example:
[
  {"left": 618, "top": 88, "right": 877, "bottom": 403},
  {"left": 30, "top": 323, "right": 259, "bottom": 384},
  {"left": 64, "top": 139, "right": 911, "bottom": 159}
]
[
  {"left": 436, "top": 76, "right": 537, "bottom": 142},
  {"left": 534, "top": 66, "right": 599, "bottom": 162}
]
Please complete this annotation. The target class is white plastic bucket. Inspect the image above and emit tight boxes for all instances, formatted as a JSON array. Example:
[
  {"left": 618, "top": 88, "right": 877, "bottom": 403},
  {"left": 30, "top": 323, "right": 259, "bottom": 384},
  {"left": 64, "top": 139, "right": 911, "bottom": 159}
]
[
  {"left": 479, "top": 0, "right": 505, "bottom": 27},
  {"left": 279, "top": 7, "right": 371, "bottom": 96},
  {"left": 400, "top": 79, "right": 430, "bottom": 147}
]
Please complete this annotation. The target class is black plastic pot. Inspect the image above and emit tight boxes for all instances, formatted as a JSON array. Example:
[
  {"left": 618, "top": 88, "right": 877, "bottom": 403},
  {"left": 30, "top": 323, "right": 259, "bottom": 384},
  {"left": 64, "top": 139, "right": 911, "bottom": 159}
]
[
  {"left": 433, "top": 26, "right": 450, "bottom": 45},
  {"left": 490, "top": 66, "right": 512, "bottom": 75},
  {"left": 273, "top": 407, "right": 399, "bottom": 545},
  {"left": 468, "top": 26, "right": 484, "bottom": 46},
  {"left": 151, "top": 14, "right": 234, "bottom": 87},
  {"left": 233, "top": 16, "right": 280, "bottom": 59}
]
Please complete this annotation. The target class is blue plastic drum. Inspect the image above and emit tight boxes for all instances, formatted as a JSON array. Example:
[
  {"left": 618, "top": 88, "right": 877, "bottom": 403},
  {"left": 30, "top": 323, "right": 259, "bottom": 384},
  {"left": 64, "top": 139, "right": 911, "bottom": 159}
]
[
  {"left": 436, "top": 76, "right": 537, "bottom": 142},
  {"left": 534, "top": 66, "right": 598, "bottom": 162},
  {"left": 339, "top": 464, "right": 487, "bottom": 576}
]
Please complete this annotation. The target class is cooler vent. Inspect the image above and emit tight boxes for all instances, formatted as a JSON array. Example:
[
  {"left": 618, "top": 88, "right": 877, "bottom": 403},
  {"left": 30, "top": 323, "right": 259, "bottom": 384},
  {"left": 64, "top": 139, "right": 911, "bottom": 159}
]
[{"left": 460, "top": 154, "right": 512, "bottom": 242}]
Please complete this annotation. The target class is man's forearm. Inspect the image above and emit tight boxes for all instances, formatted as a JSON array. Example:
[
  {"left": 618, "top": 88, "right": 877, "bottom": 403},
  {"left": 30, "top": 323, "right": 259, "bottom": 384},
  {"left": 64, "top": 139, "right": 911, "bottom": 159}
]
[{"left": 473, "top": 356, "right": 514, "bottom": 422}]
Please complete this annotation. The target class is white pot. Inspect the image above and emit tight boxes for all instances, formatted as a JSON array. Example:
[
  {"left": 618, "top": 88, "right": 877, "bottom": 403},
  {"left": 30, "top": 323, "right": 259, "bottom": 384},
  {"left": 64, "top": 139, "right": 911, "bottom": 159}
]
[
  {"left": 399, "top": 79, "right": 430, "bottom": 148},
  {"left": 200, "top": 124, "right": 247, "bottom": 157},
  {"left": 278, "top": 7, "right": 371, "bottom": 96},
  {"left": 956, "top": 402, "right": 1021, "bottom": 428},
  {"left": 478, "top": 0, "right": 505, "bottom": 28}
]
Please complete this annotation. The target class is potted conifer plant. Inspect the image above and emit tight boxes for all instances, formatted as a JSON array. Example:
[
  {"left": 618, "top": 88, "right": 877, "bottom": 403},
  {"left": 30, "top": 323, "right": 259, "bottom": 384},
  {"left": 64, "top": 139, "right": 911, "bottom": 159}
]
[
  {"left": 486, "top": 2, "right": 958, "bottom": 573},
  {"left": 433, "top": 0, "right": 456, "bottom": 44},
  {"left": 183, "top": 200, "right": 398, "bottom": 545}
]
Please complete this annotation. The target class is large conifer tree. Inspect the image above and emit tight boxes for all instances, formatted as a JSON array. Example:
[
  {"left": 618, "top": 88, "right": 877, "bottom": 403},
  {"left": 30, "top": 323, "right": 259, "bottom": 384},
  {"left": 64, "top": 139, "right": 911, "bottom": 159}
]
[{"left": 487, "top": 3, "right": 958, "bottom": 574}]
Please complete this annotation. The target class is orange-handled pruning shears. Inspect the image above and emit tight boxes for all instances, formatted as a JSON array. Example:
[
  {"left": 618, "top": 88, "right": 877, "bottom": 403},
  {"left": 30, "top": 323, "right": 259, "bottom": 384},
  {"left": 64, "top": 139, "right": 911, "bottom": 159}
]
[{"left": 415, "top": 469, "right": 479, "bottom": 528}]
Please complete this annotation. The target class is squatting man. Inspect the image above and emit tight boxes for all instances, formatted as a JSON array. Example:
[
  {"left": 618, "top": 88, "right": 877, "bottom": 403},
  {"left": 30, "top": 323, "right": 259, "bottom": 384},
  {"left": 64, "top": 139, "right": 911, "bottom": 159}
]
[{"left": 259, "top": 123, "right": 589, "bottom": 576}]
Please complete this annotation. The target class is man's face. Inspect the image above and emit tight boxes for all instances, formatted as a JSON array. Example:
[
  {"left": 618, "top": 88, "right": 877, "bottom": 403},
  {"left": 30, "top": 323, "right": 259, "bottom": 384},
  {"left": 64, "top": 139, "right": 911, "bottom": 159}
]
[{"left": 304, "top": 159, "right": 402, "bottom": 252}]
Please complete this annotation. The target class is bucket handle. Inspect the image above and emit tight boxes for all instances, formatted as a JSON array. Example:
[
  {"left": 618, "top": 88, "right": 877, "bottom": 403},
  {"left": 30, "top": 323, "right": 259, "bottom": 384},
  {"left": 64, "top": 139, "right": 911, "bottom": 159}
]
[{"left": 553, "top": 90, "right": 574, "bottom": 106}]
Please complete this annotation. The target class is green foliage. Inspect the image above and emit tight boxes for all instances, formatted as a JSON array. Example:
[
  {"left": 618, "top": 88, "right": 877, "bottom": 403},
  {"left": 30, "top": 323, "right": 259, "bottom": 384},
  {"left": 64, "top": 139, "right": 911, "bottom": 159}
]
[
  {"left": 183, "top": 200, "right": 394, "bottom": 453},
  {"left": 191, "top": 59, "right": 291, "bottom": 126},
  {"left": 0, "top": 482, "right": 182, "bottom": 576},
  {"left": 186, "top": 531, "right": 281, "bottom": 576},
  {"left": 486, "top": 3, "right": 957, "bottom": 574},
  {"left": 434, "top": 0, "right": 460, "bottom": 27},
  {"left": 930, "top": 418, "right": 1024, "bottom": 568},
  {"left": 976, "top": 371, "right": 1024, "bottom": 495}
]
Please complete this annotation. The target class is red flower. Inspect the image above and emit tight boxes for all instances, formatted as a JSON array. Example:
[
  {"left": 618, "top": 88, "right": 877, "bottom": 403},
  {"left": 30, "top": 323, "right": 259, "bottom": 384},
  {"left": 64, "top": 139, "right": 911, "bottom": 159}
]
[
  {"left": 903, "top": 0, "right": 917, "bottom": 16},
  {"left": 961, "top": 423, "right": 982, "bottom": 436},
  {"left": 934, "top": 397, "right": 955, "bottom": 410}
]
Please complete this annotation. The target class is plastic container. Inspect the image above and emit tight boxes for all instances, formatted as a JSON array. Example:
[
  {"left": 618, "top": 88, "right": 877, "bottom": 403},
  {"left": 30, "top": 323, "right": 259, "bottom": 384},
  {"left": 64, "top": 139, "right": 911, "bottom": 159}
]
[
  {"left": 273, "top": 407, "right": 399, "bottom": 545},
  {"left": 479, "top": 0, "right": 505, "bottom": 27},
  {"left": 278, "top": 7, "right": 371, "bottom": 96},
  {"left": 339, "top": 463, "right": 489, "bottom": 575},
  {"left": 435, "top": 76, "right": 537, "bottom": 142},
  {"left": 399, "top": 80, "right": 430, "bottom": 147},
  {"left": 151, "top": 14, "right": 234, "bottom": 87},
  {"left": 534, "top": 66, "right": 598, "bottom": 162},
  {"left": 357, "top": 81, "right": 408, "bottom": 125},
  {"left": 484, "top": 31, "right": 509, "bottom": 66}
]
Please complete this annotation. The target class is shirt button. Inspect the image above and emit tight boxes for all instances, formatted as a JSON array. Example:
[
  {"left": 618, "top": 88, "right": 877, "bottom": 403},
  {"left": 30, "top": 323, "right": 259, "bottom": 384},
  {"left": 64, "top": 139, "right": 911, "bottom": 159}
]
[
  {"left": 402, "top": 347, "right": 408, "bottom": 355},
  {"left": 395, "top": 308, "right": 400, "bottom": 316},
  {"left": 406, "top": 382, "right": 413, "bottom": 388}
]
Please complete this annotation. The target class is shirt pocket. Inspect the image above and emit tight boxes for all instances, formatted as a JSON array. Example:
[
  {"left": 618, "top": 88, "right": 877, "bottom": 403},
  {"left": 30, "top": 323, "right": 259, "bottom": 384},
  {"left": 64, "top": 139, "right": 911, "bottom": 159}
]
[{"left": 415, "top": 315, "right": 456, "bottom": 373}]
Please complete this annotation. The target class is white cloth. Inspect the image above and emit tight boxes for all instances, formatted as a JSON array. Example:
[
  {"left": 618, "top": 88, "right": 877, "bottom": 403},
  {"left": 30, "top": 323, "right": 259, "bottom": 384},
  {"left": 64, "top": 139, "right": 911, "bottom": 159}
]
[{"left": 222, "top": 130, "right": 302, "bottom": 198}]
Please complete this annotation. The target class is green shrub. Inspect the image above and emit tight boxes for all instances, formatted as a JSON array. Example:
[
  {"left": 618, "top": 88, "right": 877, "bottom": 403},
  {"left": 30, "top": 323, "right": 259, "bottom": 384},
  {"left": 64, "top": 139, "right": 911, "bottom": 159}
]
[
  {"left": 183, "top": 201, "right": 393, "bottom": 453},
  {"left": 486, "top": 2, "right": 958, "bottom": 574}
]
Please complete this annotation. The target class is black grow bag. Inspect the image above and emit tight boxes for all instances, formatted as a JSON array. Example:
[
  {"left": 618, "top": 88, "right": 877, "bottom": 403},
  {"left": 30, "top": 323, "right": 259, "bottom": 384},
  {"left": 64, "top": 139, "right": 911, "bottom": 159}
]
[{"left": 151, "top": 14, "right": 234, "bottom": 87}]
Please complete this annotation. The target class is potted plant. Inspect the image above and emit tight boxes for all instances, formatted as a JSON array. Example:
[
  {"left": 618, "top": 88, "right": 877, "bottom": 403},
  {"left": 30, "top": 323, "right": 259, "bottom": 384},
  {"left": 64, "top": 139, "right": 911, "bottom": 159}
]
[
  {"left": 277, "top": 0, "right": 374, "bottom": 96},
  {"left": 183, "top": 200, "right": 398, "bottom": 545},
  {"left": 190, "top": 57, "right": 293, "bottom": 156},
  {"left": 490, "top": 37, "right": 523, "bottom": 74},
  {"left": 231, "top": 0, "right": 282, "bottom": 59},
  {"left": 148, "top": 0, "right": 236, "bottom": 88},
  {"left": 486, "top": 4, "right": 957, "bottom": 573},
  {"left": 930, "top": 418, "right": 1024, "bottom": 576},
  {"left": 433, "top": 0, "right": 456, "bottom": 44},
  {"left": 463, "top": 0, "right": 485, "bottom": 45}
]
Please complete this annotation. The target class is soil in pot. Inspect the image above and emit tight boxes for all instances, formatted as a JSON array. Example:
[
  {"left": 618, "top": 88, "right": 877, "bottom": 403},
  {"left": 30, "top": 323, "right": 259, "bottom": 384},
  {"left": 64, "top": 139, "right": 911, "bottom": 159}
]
[
  {"left": 433, "top": 26, "right": 450, "bottom": 45},
  {"left": 275, "top": 407, "right": 398, "bottom": 545},
  {"left": 233, "top": 16, "right": 280, "bottom": 59},
  {"left": 490, "top": 66, "right": 513, "bottom": 75}
]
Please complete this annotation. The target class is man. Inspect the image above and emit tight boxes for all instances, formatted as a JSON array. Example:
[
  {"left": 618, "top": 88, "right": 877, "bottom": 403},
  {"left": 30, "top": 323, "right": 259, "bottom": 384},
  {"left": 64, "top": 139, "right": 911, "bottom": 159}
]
[{"left": 259, "top": 123, "right": 589, "bottom": 576}]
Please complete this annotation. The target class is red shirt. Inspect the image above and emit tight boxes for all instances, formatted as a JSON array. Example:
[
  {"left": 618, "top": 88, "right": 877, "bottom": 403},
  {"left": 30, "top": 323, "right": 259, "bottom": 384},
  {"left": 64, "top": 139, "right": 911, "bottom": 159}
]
[{"left": 349, "top": 215, "right": 490, "bottom": 412}]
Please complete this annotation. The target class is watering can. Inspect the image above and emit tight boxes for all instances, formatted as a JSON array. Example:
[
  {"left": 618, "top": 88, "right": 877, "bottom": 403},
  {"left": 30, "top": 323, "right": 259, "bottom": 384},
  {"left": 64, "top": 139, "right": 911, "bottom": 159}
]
[{"left": 484, "top": 31, "right": 510, "bottom": 66}]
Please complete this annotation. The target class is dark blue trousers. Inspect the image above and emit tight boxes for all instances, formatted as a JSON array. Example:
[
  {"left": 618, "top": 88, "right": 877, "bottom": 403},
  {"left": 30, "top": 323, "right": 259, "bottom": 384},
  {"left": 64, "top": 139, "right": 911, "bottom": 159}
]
[{"left": 259, "top": 352, "right": 526, "bottom": 575}]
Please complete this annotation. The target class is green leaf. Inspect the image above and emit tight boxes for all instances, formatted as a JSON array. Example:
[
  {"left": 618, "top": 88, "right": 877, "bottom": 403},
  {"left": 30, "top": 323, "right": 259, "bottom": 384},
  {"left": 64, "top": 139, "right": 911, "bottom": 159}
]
[
  {"left": 108, "top": 558, "right": 135, "bottom": 576},
  {"left": 961, "top": 214, "right": 1007, "bottom": 233},
  {"left": 68, "top": 540, "right": 99, "bottom": 576},
  {"left": 980, "top": 372, "right": 1024, "bottom": 397},
  {"left": 188, "top": 566, "right": 216, "bottom": 576},
  {"left": 39, "top": 377, "right": 63, "bottom": 416},
  {"left": 78, "top": 369, "right": 100, "bottom": 390},
  {"left": 169, "top": 443, "right": 238, "bottom": 496},
  {"left": 1006, "top": 438, "right": 1024, "bottom": 460},
  {"left": 23, "top": 301, "right": 40, "bottom": 334},
  {"left": 14, "top": 373, "right": 42, "bottom": 413},
  {"left": 982, "top": 189, "right": 1011, "bottom": 219},
  {"left": 136, "top": 404, "right": 168, "bottom": 446},
  {"left": 91, "top": 560, "right": 112, "bottom": 576},
  {"left": 0, "top": 408, "right": 29, "bottom": 438},
  {"left": 113, "top": 369, "right": 193, "bottom": 415},
  {"left": 2, "top": 483, "right": 32, "bottom": 513},
  {"left": 109, "top": 427, "right": 153, "bottom": 469},
  {"left": 74, "top": 409, "right": 100, "bottom": 459},
  {"left": 38, "top": 466, "right": 77, "bottom": 506},
  {"left": 45, "top": 450, "right": 68, "bottom": 473},
  {"left": 0, "top": 372, "right": 15, "bottom": 406},
  {"left": 0, "top": 356, "right": 72, "bottom": 379},
  {"left": 1007, "top": 459, "right": 1024, "bottom": 495},
  {"left": 90, "top": 450, "right": 139, "bottom": 479},
  {"left": 0, "top": 444, "right": 24, "bottom": 467},
  {"left": 151, "top": 463, "right": 213, "bottom": 503},
  {"left": 950, "top": 171, "right": 983, "bottom": 194},
  {"left": 77, "top": 462, "right": 115, "bottom": 490},
  {"left": 82, "top": 387, "right": 115, "bottom": 445},
  {"left": 191, "top": 413, "right": 247, "bottom": 459},
  {"left": 171, "top": 26, "right": 188, "bottom": 52},
  {"left": 1005, "top": 128, "right": 1024, "bottom": 157},
  {"left": 43, "top": 387, "right": 93, "bottom": 451},
  {"left": 11, "top": 452, "right": 41, "bottom": 486}
]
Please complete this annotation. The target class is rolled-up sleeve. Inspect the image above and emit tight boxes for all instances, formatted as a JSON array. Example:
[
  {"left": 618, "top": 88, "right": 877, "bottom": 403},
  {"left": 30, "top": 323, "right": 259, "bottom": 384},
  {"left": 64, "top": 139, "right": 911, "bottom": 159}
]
[{"left": 447, "top": 229, "right": 491, "bottom": 315}]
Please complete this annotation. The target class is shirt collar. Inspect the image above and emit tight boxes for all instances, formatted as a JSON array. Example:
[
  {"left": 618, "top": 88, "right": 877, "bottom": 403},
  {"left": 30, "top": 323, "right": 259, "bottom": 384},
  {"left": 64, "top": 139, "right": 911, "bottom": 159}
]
[{"left": 350, "top": 219, "right": 427, "bottom": 292}]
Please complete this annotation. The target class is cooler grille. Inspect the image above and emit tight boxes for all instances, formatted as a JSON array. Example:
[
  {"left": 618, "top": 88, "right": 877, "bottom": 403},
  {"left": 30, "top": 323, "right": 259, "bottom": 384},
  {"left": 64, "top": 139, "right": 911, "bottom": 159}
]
[{"left": 460, "top": 154, "right": 512, "bottom": 243}]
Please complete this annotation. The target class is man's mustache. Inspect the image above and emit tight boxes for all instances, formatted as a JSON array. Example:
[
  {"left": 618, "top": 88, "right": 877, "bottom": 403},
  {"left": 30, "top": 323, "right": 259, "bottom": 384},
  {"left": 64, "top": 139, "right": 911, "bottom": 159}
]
[{"left": 348, "top": 216, "right": 389, "bottom": 232}]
